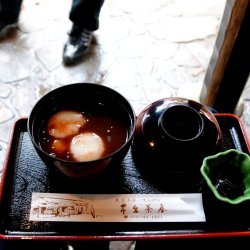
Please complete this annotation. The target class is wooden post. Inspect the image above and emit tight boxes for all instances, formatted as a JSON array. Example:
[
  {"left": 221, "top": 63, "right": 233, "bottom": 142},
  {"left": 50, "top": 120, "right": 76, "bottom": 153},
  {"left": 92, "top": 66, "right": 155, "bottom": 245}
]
[{"left": 200, "top": 0, "right": 250, "bottom": 113}]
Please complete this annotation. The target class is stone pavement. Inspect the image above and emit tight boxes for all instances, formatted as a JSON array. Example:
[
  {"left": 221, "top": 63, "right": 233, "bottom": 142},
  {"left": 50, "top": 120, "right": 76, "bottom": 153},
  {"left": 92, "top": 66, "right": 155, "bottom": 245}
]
[
  {"left": 1, "top": 0, "right": 235, "bottom": 177},
  {"left": 1, "top": 2, "right": 250, "bottom": 169},
  {"left": 1, "top": 0, "right": 250, "bottom": 174},
  {"left": 0, "top": 0, "right": 250, "bottom": 248}
]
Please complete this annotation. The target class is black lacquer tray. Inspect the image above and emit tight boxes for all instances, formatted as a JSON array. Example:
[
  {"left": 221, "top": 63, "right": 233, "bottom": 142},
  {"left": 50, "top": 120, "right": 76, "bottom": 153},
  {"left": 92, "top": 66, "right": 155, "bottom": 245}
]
[{"left": 0, "top": 114, "right": 250, "bottom": 241}]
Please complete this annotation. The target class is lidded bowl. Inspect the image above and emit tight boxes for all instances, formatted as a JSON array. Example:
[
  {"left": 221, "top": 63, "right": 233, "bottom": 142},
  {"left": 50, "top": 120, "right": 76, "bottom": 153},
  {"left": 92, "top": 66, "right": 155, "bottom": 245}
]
[{"left": 132, "top": 97, "right": 223, "bottom": 191}]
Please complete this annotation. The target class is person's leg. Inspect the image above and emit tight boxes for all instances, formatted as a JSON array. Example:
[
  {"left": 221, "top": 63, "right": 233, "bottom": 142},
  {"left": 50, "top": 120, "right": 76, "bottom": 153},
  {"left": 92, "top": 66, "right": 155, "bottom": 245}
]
[
  {"left": 63, "top": 0, "right": 105, "bottom": 65},
  {"left": 0, "top": 0, "right": 22, "bottom": 24},
  {"left": 0, "top": 0, "right": 22, "bottom": 33},
  {"left": 69, "top": 0, "right": 105, "bottom": 31}
]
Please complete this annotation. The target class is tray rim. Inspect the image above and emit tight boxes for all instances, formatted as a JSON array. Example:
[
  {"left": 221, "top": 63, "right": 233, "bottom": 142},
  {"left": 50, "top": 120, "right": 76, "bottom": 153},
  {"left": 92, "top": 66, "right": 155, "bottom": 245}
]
[
  {"left": 1, "top": 115, "right": 250, "bottom": 241},
  {"left": 215, "top": 113, "right": 250, "bottom": 152}
]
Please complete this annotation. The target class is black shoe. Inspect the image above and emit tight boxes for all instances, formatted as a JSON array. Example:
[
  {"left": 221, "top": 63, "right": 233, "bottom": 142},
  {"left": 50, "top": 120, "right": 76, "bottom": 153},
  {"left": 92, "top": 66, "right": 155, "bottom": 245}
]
[
  {"left": 0, "top": 20, "right": 18, "bottom": 34},
  {"left": 63, "top": 24, "right": 93, "bottom": 65}
]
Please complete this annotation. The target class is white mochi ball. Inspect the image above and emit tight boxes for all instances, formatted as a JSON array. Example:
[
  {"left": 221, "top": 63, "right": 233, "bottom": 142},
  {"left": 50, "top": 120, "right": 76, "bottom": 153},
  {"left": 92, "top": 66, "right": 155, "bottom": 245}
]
[
  {"left": 48, "top": 110, "right": 86, "bottom": 138},
  {"left": 70, "top": 132, "right": 105, "bottom": 161}
]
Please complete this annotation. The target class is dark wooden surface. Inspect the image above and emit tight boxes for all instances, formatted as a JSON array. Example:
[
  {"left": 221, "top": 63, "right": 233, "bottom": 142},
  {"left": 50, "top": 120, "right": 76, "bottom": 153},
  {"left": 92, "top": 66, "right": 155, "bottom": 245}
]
[{"left": 200, "top": 0, "right": 250, "bottom": 113}]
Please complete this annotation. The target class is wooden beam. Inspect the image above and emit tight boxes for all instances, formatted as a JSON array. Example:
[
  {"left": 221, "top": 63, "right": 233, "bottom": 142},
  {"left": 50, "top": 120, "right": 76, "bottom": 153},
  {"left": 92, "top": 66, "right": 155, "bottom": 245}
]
[{"left": 200, "top": 0, "right": 249, "bottom": 112}]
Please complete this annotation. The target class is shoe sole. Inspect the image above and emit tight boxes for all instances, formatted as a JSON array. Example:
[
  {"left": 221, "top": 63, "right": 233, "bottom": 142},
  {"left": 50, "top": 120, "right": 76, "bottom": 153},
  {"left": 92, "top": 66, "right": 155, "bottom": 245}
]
[
  {"left": 0, "top": 23, "right": 18, "bottom": 37},
  {"left": 63, "top": 41, "right": 92, "bottom": 66}
]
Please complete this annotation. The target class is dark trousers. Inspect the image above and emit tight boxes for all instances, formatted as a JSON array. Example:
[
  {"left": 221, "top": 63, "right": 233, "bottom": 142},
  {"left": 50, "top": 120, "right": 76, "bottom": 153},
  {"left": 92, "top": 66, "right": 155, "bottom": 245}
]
[{"left": 0, "top": 0, "right": 104, "bottom": 30}]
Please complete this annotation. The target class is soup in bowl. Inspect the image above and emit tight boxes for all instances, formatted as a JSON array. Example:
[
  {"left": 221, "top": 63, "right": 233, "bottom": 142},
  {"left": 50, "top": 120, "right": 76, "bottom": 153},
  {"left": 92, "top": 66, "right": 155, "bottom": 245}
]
[{"left": 28, "top": 83, "right": 136, "bottom": 178}]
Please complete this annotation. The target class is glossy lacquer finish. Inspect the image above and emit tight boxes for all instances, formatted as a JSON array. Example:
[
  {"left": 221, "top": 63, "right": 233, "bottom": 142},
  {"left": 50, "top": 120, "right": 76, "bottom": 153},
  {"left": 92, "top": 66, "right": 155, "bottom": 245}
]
[
  {"left": 1, "top": 114, "right": 250, "bottom": 241},
  {"left": 27, "top": 83, "right": 136, "bottom": 179},
  {"left": 132, "top": 97, "right": 223, "bottom": 192}
]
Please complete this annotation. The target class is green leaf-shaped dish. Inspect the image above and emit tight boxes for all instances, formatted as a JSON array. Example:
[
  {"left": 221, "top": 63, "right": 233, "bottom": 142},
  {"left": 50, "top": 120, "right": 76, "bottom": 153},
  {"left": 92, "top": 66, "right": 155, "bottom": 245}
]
[{"left": 200, "top": 149, "right": 250, "bottom": 204}]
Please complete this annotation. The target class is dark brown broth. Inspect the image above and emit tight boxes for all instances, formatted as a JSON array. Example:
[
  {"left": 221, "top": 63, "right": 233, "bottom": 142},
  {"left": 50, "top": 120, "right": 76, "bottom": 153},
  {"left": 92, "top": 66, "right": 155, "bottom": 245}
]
[{"left": 39, "top": 111, "right": 128, "bottom": 161}]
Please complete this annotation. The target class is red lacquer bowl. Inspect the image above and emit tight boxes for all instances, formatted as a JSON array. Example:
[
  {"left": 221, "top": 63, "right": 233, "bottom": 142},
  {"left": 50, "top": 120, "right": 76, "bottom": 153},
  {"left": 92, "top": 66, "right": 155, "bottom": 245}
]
[
  {"left": 132, "top": 97, "right": 223, "bottom": 192},
  {"left": 27, "top": 83, "right": 136, "bottom": 179}
]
